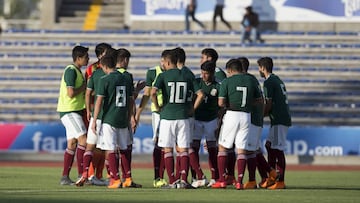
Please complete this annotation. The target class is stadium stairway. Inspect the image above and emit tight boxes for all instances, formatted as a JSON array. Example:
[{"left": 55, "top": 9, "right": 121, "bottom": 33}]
[{"left": 1, "top": 30, "right": 360, "bottom": 126}]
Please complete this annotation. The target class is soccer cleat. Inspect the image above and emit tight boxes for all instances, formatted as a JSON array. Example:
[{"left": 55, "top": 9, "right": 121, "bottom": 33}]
[
  {"left": 211, "top": 181, "right": 226, "bottom": 189},
  {"left": 153, "top": 178, "right": 167, "bottom": 188},
  {"left": 207, "top": 179, "right": 216, "bottom": 187},
  {"left": 235, "top": 182, "right": 244, "bottom": 190},
  {"left": 107, "top": 179, "right": 122, "bottom": 189},
  {"left": 122, "top": 177, "right": 142, "bottom": 188},
  {"left": 161, "top": 180, "right": 179, "bottom": 189},
  {"left": 269, "top": 169, "right": 278, "bottom": 181},
  {"left": 259, "top": 178, "right": 275, "bottom": 188},
  {"left": 244, "top": 181, "right": 257, "bottom": 189},
  {"left": 178, "top": 180, "right": 196, "bottom": 189},
  {"left": 225, "top": 175, "right": 236, "bottom": 185},
  {"left": 89, "top": 176, "right": 108, "bottom": 186},
  {"left": 60, "top": 176, "right": 75, "bottom": 185},
  {"left": 267, "top": 181, "right": 285, "bottom": 190},
  {"left": 191, "top": 177, "right": 209, "bottom": 188},
  {"left": 75, "top": 176, "right": 87, "bottom": 187}
]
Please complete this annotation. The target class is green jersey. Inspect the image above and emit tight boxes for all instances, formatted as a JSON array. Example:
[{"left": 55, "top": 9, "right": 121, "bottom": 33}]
[
  {"left": 219, "top": 73, "right": 261, "bottom": 113},
  {"left": 263, "top": 74, "right": 292, "bottom": 126},
  {"left": 215, "top": 67, "right": 227, "bottom": 82},
  {"left": 247, "top": 73, "right": 264, "bottom": 127},
  {"left": 154, "top": 68, "right": 194, "bottom": 120},
  {"left": 87, "top": 68, "right": 106, "bottom": 118},
  {"left": 194, "top": 77, "right": 220, "bottom": 121},
  {"left": 117, "top": 67, "right": 134, "bottom": 94},
  {"left": 97, "top": 71, "right": 133, "bottom": 128}
]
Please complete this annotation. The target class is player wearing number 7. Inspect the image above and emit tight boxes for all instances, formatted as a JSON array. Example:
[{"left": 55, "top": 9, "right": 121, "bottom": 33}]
[
  {"left": 212, "top": 59, "right": 263, "bottom": 189},
  {"left": 258, "top": 57, "right": 291, "bottom": 189}
]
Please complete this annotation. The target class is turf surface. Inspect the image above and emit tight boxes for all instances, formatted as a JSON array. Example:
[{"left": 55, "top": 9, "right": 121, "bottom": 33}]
[{"left": 0, "top": 166, "right": 359, "bottom": 203}]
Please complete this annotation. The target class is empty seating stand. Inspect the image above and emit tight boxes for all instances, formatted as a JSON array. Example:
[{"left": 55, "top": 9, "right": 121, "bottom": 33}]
[{"left": 1, "top": 29, "right": 360, "bottom": 125}]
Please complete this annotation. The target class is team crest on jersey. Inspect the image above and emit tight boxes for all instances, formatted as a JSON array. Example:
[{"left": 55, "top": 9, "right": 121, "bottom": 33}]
[{"left": 210, "top": 88, "right": 217, "bottom": 96}]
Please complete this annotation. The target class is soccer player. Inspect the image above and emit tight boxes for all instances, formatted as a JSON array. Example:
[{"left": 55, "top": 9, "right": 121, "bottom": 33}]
[
  {"left": 200, "top": 48, "right": 235, "bottom": 185},
  {"left": 151, "top": 49, "right": 195, "bottom": 189},
  {"left": 75, "top": 53, "right": 108, "bottom": 187},
  {"left": 91, "top": 55, "right": 134, "bottom": 189},
  {"left": 135, "top": 51, "right": 167, "bottom": 188},
  {"left": 84, "top": 43, "right": 112, "bottom": 182},
  {"left": 57, "top": 45, "right": 88, "bottom": 185},
  {"left": 200, "top": 48, "right": 227, "bottom": 82},
  {"left": 258, "top": 57, "right": 292, "bottom": 189},
  {"left": 237, "top": 56, "right": 277, "bottom": 189},
  {"left": 191, "top": 61, "right": 220, "bottom": 188},
  {"left": 212, "top": 59, "right": 262, "bottom": 190},
  {"left": 114, "top": 48, "right": 143, "bottom": 188}
]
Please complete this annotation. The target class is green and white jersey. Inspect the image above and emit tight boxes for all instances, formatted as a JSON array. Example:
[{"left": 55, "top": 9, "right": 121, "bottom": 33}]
[
  {"left": 154, "top": 68, "right": 194, "bottom": 120},
  {"left": 247, "top": 73, "right": 264, "bottom": 127},
  {"left": 180, "top": 66, "right": 197, "bottom": 116},
  {"left": 219, "top": 73, "right": 261, "bottom": 113},
  {"left": 215, "top": 67, "right": 227, "bottom": 82},
  {"left": 263, "top": 74, "right": 292, "bottom": 126},
  {"left": 194, "top": 77, "right": 220, "bottom": 121},
  {"left": 87, "top": 68, "right": 106, "bottom": 118},
  {"left": 97, "top": 71, "right": 133, "bottom": 128}
]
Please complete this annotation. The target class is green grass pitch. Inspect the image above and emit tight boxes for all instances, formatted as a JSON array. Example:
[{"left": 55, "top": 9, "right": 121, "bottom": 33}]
[{"left": 0, "top": 166, "right": 359, "bottom": 203}]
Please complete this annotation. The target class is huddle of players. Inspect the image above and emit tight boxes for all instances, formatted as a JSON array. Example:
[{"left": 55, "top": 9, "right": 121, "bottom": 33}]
[
  {"left": 136, "top": 47, "right": 291, "bottom": 190},
  {"left": 57, "top": 43, "right": 291, "bottom": 190},
  {"left": 58, "top": 43, "right": 144, "bottom": 189}
]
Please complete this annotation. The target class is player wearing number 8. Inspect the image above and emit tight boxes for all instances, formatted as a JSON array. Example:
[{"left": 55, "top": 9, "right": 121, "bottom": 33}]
[
  {"left": 151, "top": 49, "right": 196, "bottom": 189},
  {"left": 258, "top": 57, "right": 291, "bottom": 189}
]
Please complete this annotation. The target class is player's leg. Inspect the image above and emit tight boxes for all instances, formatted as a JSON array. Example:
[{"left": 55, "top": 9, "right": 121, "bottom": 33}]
[
  {"left": 268, "top": 125, "right": 288, "bottom": 189},
  {"left": 101, "top": 124, "right": 121, "bottom": 189},
  {"left": 158, "top": 119, "right": 177, "bottom": 187},
  {"left": 60, "top": 113, "right": 87, "bottom": 185},
  {"left": 176, "top": 119, "right": 194, "bottom": 189}
]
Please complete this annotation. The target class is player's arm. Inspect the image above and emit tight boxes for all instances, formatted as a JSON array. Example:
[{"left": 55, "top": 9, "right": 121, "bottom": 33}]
[
  {"left": 150, "top": 87, "right": 160, "bottom": 112},
  {"left": 85, "top": 88, "right": 93, "bottom": 121},
  {"left": 64, "top": 68, "right": 86, "bottom": 98},
  {"left": 135, "top": 86, "right": 151, "bottom": 123},
  {"left": 264, "top": 97, "right": 272, "bottom": 117},
  {"left": 92, "top": 95, "right": 103, "bottom": 134},
  {"left": 193, "top": 89, "right": 204, "bottom": 110}
]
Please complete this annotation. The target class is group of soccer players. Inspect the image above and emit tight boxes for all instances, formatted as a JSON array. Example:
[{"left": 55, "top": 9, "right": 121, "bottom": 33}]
[{"left": 57, "top": 43, "right": 291, "bottom": 190}]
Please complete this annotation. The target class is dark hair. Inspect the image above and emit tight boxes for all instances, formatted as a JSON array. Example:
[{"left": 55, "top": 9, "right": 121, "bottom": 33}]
[
  {"left": 115, "top": 48, "right": 131, "bottom": 63},
  {"left": 237, "top": 57, "right": 250, "bottom": 72},
  {"left": 173, "top": 47, "right": 186, "bottom": 64},
  {"left": 95, "top": 43, "right": 112, "bottom": 57},
  {"left": 257, "top": 57, "right": 273, "bottom": 73},
  {"left": 163, "top": 49, "right": 177, "bottom": 65},
  {"left": 201, "top": 48, "right": 218, "bottom": 63},
  {"left": 246, "top": 6, "right": 253, "bottom": 12},
  {"left": 100, "top": 55, "right": 116, "bottom": 69},
  {"left": 72, "top": 46, "right": 88, "bottom": 62},
  {"left": 225, "top": 58, "right": 243, "bottom": 72},
  {"left": 201, "top": 61, "right": 216, "bottom": 73}
]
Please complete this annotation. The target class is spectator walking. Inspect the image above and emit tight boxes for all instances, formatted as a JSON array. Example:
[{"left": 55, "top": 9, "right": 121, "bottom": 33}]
[
  {"left": 212, "top": 0, "right": 232, "bottom": 31},
  {"left": 185, "top": 0, "right": 206, "bottom": 31}
]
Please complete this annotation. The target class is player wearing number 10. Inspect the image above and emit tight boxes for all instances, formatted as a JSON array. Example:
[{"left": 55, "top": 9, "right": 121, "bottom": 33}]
[
  {"left": 151, "top": 49, "right": 195, "bottom": 189},
  {"left": 258, "top": 57, "right": 291, "bottom": 189}
]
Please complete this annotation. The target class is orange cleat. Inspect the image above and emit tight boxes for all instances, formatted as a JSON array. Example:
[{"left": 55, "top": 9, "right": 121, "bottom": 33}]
[
  {"left": 259, "top": 178, "right": 275, "bottom": 188},
  {"left": 244, "top": 181, "right": 257, "bottom": 189},
  {"left": 107, "top": 179, "right": 122, "bottom": 189},
  {"left": 267, "top": 181, "right": 285, "bottom": 190},
  {"left": 235, "top": 182, "right": 243, "bottom": 190}
]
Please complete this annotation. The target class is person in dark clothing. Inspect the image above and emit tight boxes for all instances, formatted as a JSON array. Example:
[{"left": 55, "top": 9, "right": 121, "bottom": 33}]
[
  {"left": 185, "top": 0, "right": 206, "bottom": 31},
  {"left": 241, "top": 6, "right": 264, "bottom": 44},
  {"left": 212, "top": 0, "right": 232, "bottom": 32}
]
